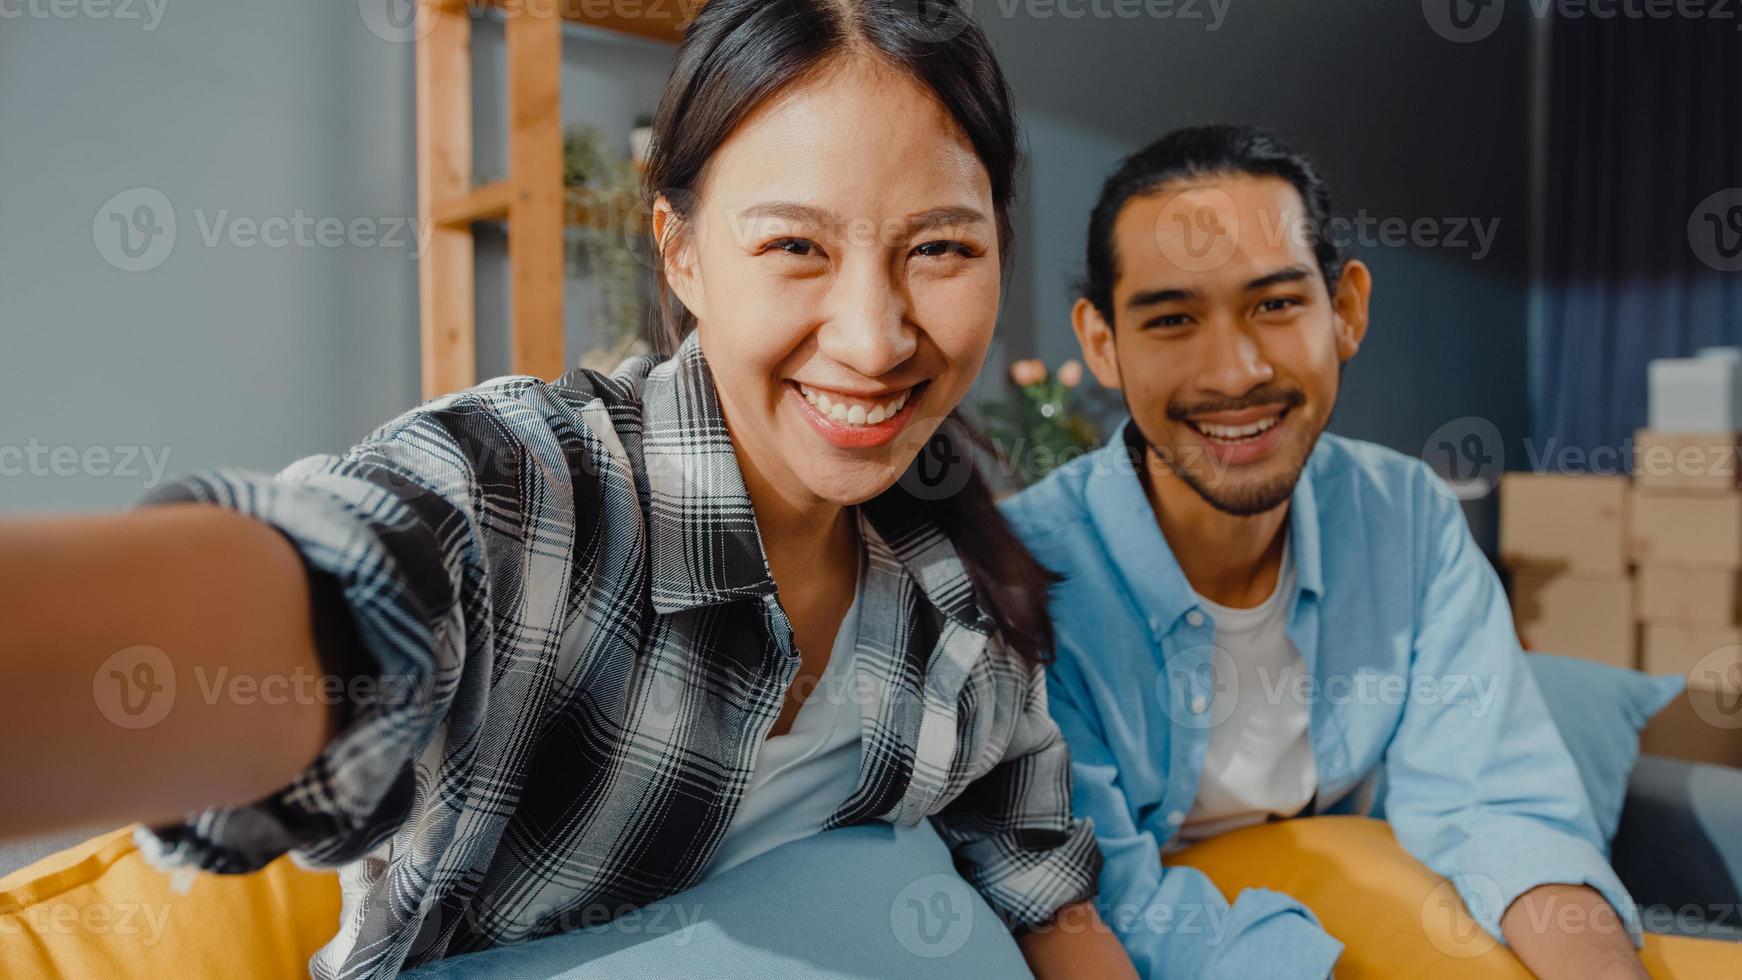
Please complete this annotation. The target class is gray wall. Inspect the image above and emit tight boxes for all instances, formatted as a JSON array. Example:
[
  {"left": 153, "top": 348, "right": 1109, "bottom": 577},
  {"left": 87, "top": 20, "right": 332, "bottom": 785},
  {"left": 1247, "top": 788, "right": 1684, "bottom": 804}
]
[{"left": 0, "top": 0, "right": 1532, "bottom": 549}]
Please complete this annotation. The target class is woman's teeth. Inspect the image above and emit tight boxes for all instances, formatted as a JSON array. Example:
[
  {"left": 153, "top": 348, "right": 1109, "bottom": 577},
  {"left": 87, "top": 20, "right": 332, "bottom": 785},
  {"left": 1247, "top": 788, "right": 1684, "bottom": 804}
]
[
  {"left": 798, "top": 384, "right": 911, "bottom": 426},
  {"left": 1191, "top": 415, "right": 1280, "bottom": 442}
]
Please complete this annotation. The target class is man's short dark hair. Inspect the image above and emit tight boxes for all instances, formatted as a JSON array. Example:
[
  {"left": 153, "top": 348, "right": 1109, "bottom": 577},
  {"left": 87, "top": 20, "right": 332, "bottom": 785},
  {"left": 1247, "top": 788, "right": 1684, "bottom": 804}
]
[{"left": 1077, "top": 124, "right": 1345, "bottom": 323}]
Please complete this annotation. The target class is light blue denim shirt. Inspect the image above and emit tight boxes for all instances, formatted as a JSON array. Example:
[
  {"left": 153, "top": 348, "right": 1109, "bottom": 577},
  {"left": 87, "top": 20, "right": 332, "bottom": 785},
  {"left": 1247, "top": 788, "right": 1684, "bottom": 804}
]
[{"left": 1001, "top": 420, "right": 1642, "bottom": 979}]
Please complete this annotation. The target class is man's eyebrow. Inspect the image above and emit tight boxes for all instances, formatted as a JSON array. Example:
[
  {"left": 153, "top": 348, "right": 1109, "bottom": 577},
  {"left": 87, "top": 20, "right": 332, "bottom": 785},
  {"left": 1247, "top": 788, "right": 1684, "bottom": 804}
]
[
  {"left": 1245, "top": 265, "right": 1315, "bottom": 291},
  {"left": 1126, "top": 285, "right": 1200, "bottom": 311}
]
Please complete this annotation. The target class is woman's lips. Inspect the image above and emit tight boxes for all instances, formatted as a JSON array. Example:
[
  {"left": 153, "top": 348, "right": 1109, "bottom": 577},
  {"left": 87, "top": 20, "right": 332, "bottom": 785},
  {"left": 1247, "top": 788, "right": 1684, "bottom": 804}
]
[{"left": 788, "top": 380, "right": 926, "bottom": 450}]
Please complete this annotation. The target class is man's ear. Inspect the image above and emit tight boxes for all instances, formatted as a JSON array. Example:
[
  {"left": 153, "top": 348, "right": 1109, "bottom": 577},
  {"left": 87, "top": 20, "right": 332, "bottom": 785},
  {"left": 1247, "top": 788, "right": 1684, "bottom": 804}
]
[
  {"left": 1072, "top": 297, "right": 1123, "bottom": 390},
  {"left": 1331, "top": 259, "right": 1372, "bottom": 362},
  {"left": 652, "top": 193, "right": 704, "bottom": 322}
]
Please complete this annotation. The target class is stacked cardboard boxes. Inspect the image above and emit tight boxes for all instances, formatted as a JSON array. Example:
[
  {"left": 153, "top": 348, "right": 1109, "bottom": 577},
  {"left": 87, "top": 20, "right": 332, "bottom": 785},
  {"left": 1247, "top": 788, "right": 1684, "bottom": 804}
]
[
  {"left": 1497, "top": 351, "right": 1742, "bottom": 765},
  {"left": 1500, "top": 474, "right": 1636, "bottom": 668},
  {"left": 1634, "top": 351, "right": 1742, "bottom": 766},
  {"left": 1632, "top": 351, "right": 1742, "bottom": 704}
]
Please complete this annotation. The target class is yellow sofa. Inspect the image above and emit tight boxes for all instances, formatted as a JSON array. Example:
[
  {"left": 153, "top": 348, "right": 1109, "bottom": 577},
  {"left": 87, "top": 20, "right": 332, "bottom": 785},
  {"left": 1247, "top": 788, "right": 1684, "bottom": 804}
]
[{"left": 3, "top": 816, "right": 1736, "bottom": 977}]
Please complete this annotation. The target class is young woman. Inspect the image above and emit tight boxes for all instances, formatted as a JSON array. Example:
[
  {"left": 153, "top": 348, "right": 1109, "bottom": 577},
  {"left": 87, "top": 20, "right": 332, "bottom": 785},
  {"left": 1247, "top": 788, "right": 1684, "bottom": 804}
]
[{"left": 2, "top": 1, "right": 1136, "bottom": 977}]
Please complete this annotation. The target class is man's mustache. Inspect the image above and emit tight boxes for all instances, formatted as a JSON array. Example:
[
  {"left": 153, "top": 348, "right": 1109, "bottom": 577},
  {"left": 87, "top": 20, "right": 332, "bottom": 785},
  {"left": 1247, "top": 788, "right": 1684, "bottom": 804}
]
[{"left": 1166, "top": 386, "right": 1305, "bottom": 421}]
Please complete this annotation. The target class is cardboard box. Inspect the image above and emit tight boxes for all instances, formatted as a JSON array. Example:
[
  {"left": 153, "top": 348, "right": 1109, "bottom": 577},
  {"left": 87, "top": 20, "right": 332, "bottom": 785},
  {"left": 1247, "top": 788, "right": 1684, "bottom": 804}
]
[
  {"left": 1629, "top": 490, "right": 1742, "bottom": 568},
  {"left": 1510, "top": 570, "right": 1637, "bottom": 669},
  {"left": 1649, "top": 355, "right": 1742, "bottom": 432},
  {"left": 1641, "top": 623, "right": 1742, "bottom": 692},
  {"left": 1636, "top": 564, "right": 1742, "bottom": 626},
  {"left": 1641, "top": 684, "right": 1742, "bottom": 768},
  {"left": 1632, "top": 429, "right": 1742, "bottom": 492},
  {"left": 1499, "top": 474, "right": 1630, "bottom": 575}
]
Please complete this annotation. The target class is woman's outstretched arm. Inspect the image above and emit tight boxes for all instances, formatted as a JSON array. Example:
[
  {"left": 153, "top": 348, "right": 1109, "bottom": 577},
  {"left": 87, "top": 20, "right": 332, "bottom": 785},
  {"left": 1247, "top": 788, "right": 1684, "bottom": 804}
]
[{"left": 0, "top": 503, "right": 334, "bottom": 841}]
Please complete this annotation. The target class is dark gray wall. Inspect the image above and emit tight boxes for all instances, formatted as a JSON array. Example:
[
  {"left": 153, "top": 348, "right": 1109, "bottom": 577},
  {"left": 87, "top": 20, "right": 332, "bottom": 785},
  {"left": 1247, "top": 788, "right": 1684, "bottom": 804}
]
[{"left": 978, "top": 0, "right": 1533, "bottom": 547}]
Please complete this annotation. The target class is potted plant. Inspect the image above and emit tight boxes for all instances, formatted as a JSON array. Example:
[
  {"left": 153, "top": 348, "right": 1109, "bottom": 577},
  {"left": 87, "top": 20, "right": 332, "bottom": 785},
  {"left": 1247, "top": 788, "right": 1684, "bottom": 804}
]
[
  {"left": 979, "top": 358, "right": 1104, "bottom": 486},
  {"left": 563, "top": 125, "right": 651, "bottom": 372}
]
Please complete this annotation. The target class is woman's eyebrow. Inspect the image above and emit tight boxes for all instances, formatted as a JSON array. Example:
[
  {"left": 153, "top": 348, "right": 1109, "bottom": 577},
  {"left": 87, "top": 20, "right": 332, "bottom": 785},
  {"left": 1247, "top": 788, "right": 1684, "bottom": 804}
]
[
  {"left": 904, "top": 205, "right": 990, "bottom": 236},
  {"left": 733, "top": 202, "right": 989, "bottom": 237},
  {"left": 737, "top": 201, "right": 836, "bottom": 228}
]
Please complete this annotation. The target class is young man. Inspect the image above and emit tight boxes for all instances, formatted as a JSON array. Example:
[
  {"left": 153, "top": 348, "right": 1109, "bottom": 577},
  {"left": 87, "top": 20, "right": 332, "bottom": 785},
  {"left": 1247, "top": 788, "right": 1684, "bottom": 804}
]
[{"left": 1001, "top": 126, "right": 1647, "bottom": 979}]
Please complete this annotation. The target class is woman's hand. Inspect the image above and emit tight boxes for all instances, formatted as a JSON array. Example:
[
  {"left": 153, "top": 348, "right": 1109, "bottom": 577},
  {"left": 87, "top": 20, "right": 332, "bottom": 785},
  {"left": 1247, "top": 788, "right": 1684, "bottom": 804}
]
[
  {"left": 0, "top": 504, "right": 333, "bottom": 841},
  {"left": 1017, "top": 900, "right": 1141, "bottom": 980}
]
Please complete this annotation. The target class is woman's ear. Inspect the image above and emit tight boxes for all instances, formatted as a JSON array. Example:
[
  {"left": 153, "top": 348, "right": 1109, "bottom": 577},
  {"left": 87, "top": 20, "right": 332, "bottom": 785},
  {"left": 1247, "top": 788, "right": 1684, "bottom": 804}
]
[
  {"left": 1331, "top": 259, "right": 1372, "bottom": 362},
  {"left": 1072, "top": 297, "right": 1123, "bottom": 390},
  {"left": 652, "top": 193, "right": 704, "bottom": 322}
]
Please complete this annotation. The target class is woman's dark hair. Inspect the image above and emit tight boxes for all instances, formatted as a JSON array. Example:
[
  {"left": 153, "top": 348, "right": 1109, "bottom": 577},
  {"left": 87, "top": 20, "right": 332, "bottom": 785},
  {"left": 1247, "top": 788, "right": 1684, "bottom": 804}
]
[
  {"left": 641, "top": 0, "right": 1059, "bottom": 664},
  {"left": 1078, "top": 124, "right": 1346, "bottom": 323}
]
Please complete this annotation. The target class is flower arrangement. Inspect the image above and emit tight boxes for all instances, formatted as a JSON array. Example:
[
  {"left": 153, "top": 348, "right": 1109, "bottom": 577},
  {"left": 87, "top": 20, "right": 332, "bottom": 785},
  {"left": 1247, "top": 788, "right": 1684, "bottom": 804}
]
[{"left": 980, "top": 357, "right": 1103, "bottom": 485}]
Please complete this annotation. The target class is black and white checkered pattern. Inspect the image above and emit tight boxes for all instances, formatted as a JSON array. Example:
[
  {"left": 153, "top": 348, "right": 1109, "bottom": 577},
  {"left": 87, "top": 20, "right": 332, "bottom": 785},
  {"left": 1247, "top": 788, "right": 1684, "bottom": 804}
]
[{"left": 133, "top": 331, "right": 1099, "bottom": 979}]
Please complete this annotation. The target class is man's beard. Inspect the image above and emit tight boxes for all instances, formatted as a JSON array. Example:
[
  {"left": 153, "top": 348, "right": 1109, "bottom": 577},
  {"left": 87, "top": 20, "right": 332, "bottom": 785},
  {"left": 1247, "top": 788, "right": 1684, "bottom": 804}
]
[{"left": 1121, "top": 386, "right": 1327, "bottom": 518}]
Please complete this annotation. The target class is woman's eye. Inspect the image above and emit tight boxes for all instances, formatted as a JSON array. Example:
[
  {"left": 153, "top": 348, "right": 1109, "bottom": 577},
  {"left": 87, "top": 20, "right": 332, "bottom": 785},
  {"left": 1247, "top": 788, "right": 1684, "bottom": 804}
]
[
  {"left": 767, "top": 237, "right": 820, "bottom": 257},
  {"left": 912, "top": 240, "right": 975, "bottom": 259}
]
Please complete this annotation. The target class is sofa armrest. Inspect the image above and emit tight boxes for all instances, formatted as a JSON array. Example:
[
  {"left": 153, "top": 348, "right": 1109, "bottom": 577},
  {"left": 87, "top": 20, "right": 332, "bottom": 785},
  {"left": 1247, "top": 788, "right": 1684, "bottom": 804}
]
[{"left": 1611, "top": 753, "right": 1742, "bottom": 940}]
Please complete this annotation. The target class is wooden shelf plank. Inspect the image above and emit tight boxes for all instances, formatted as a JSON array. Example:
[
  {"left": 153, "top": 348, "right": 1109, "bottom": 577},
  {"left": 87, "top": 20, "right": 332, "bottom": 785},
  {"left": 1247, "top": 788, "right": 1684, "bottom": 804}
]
[
  {"left": 434, "top": 181, "right": 513, "bottom": 226},
  {"left": 417, "top": 1, "right": 478, "bottom": 398},
  {"left": 506, "top": 9, "right": 567, "bottom": 382}
]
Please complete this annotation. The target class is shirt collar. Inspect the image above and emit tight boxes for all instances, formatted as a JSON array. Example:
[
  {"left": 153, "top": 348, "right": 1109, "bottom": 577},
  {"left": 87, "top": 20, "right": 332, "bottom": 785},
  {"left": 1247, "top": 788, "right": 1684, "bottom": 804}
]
[
  {"left": 1084, "top": 417, "right": 1323, "bottom": 630},
  {"left": 638, "top": 331, "right": 990, "bottom": 635},
  {"left": 640, "top": 331, "right": 778, "bottom": 614}
]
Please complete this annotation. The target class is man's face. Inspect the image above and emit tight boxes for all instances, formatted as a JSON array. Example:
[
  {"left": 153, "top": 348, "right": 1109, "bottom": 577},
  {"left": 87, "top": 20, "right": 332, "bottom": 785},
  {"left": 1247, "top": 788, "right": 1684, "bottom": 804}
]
[{"left": 1073, "top": 174, "right": 1371, "bottom": 516}]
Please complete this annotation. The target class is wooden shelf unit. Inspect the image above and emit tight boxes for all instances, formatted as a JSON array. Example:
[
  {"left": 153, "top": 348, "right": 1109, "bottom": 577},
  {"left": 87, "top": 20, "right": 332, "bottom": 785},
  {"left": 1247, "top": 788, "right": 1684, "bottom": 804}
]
[{"left": 414, "top": 0, "right": 686, "bottom": 398}]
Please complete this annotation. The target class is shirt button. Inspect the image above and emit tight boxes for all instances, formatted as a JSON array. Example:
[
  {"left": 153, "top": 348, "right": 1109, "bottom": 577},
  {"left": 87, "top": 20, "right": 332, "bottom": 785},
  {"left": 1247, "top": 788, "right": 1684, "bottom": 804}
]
[
  {"left": 1185, "top": 609, "right": 1207, "bottom": 628},
  {"left": 1166, "top": 810, "right": 1185, "bottom": 826},
  {"left": 1190, "top": 694, "right": 1208, "bottom": 714}
]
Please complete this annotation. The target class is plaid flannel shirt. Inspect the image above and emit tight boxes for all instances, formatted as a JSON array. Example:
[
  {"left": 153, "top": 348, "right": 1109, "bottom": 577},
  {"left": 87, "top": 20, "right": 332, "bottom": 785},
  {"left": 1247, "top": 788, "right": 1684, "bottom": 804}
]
[{"left": 133, "top": 331, "right": 1100, "bottom": 979}]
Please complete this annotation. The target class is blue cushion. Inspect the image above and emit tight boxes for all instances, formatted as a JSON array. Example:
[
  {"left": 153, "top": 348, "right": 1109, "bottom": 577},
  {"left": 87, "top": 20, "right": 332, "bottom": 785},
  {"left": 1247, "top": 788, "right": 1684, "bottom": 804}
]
[
  {"left": 400, "top": 818, "right": 1032, "bottom": 979},
  {"left": 1523, "top": 652, "right": 1684, "bottom": 850}
]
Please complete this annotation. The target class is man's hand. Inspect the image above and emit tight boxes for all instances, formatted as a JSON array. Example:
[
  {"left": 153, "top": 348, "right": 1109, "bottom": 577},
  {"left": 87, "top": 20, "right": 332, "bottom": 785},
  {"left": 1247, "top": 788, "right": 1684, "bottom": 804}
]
[
  {"left": 1500, "top": 883, "right": 1646, "bottom": 980},
  {"left": 1016, "top": 900, "right": 1140, "bottom": 980}
]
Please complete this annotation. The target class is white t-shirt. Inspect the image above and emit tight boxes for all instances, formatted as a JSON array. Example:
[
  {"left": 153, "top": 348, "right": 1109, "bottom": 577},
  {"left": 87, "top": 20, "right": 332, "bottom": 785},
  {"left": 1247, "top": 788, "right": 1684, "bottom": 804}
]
[
  {"left": 1175, "top": 540, "right": 1318, "bottom": 845},
  {"left": 699, "top": 557, "right": 866, "bottom": 879}
]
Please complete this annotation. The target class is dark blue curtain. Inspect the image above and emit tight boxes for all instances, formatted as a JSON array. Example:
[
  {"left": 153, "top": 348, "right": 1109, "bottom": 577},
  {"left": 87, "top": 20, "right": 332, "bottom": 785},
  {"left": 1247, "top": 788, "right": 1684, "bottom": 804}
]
[{"left": 1537, "top": 8, "right": 1742, "bottom": 455}]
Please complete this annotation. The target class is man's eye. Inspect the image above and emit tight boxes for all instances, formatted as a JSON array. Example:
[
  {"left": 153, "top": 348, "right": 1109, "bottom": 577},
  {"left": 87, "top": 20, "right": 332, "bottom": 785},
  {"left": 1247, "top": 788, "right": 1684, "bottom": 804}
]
[
  {"left": 1258, "top": 297, "right": 1302, "bottom": 313},
  {"left": 913, "top": 240, "right": 974, "bottom": 259},
  {"left": 1145, "top": 313, "right": 1193, "bottom": 329}
]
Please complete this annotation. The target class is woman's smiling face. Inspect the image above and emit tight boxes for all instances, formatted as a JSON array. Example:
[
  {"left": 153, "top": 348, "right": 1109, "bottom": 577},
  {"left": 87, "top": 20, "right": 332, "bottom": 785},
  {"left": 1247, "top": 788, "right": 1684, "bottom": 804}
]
[{"left": 656, "top": 56, "right": 1001, "bottom": 507}]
